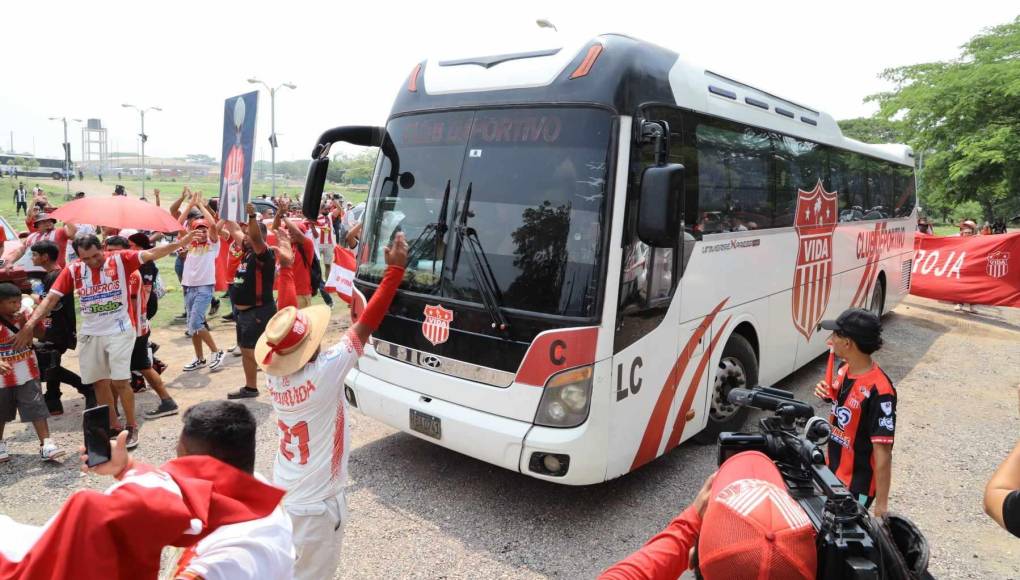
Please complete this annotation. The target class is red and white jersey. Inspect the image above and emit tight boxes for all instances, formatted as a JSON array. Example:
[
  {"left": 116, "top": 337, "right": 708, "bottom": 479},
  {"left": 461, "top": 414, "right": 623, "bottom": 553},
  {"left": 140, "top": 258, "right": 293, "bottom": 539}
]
[
  {"left": 165, "top": 476, "right": 294, "bottom": 580},
  {"left": 315, "top": 216, "right": 334, "bottom": 247},
  {"left": 26, "top": 228, "right": 70, "bottom": 267},
  {"left": 0, "top": 314, "right": 40, "bottom": 388},
  {"left": 50, "top": 250, "right": 142, "bottom": 336},
  {"left": 0, "top": 457, "right": 285, "bottom": 580},
  {"left": 269, "top": 330, "right": 362, "bottom": 507},
  {"left": 126, "top": 270, "right": 150, "bottom": 337}
]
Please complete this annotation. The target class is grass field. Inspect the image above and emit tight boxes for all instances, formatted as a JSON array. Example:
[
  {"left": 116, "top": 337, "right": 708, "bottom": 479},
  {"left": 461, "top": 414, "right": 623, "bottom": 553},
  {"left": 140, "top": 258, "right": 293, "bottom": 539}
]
[{"left": 3, "top": 175, "right": 364, "bottom": 329}]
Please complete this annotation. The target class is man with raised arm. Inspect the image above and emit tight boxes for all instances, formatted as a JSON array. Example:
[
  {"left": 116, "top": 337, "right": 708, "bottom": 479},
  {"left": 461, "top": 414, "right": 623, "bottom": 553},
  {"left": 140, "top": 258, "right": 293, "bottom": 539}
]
[
  {"left": 255, "top": 226, "right": 406, "bottom": 579},
  {"left": 14, "top": 232, "right": 193, "bottom": 449}
]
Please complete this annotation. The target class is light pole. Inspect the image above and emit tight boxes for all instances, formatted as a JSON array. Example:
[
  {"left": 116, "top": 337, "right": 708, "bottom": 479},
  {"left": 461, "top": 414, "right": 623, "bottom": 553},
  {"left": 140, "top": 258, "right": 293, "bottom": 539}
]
[
  {"left": 48, "top": 116, "right": 82, "bottom": 197},
  {"left": 122, "top": 104, "right": 162, "bottom": 199},
  {"left": 247, "top": 78, "right": 296, "bottom": 198}
]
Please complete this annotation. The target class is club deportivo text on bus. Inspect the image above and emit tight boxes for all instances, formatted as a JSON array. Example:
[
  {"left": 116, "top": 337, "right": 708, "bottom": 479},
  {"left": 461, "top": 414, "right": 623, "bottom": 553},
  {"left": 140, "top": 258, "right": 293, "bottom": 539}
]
[{"left": 300, "top": 34, "right": 917, "bottom": 485}]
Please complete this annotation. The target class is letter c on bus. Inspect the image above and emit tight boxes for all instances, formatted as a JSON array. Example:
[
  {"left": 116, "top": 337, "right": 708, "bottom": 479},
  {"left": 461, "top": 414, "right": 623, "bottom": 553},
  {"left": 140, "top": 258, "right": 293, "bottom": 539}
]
[{"left": 550, "top": 339, "right": 567, "bottom": 365}]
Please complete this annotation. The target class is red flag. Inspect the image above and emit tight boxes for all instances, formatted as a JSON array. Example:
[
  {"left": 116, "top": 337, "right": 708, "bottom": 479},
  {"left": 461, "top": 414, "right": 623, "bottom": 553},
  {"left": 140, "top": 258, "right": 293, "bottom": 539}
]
[
  {"left": 0, "top": 456, "right": 284, "bottom": 580},
  {"left": 325, "top": 246, "right": 357, "bottom": 304},
  {"left": 910, "top": 232, "right": 1020, "bottom": 307}
]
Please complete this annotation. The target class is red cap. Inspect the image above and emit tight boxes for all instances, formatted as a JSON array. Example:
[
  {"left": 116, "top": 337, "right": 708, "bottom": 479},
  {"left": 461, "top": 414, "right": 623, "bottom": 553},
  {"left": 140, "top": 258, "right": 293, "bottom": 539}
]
[
  {"left": 698, "top": 451, "right": 816, "bottom": 579},
  {"left": 190, "top": 219, "right": 210, "bottom": 230}
]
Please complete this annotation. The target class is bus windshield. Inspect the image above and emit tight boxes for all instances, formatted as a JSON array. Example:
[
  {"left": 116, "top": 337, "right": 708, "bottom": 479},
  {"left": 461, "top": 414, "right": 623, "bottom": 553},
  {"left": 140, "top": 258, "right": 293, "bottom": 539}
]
[{"left": 358, "top": 107, "right": 613, "bottom": 319}]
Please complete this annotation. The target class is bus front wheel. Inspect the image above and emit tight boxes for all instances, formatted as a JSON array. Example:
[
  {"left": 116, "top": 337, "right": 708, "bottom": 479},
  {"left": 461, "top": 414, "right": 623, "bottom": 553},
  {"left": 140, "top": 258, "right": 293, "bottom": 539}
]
[{"left": 693, "top": 334, "right": 756, "bottom": 444}]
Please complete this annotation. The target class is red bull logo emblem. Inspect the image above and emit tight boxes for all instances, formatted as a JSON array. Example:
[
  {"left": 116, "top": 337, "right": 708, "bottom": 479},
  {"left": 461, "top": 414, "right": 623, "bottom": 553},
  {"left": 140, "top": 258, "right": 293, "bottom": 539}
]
[
  {"left": 792, "top": 180, "right": 838, "bottom": 340},
  {"left": 987, "top": 250, "right": 1009, "bottom": 279},
  {"left": 422, "top": 304, "right": 454, "bottom": 346}
]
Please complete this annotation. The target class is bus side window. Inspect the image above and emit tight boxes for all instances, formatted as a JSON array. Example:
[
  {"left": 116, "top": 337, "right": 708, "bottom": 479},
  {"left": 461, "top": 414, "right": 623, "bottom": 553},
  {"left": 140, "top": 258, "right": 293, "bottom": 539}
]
[
  {"left": 832, "top": 150, "right": 867, "bottom": 222},
  {"left": 696, "top": 122, "right": 771, "bottom": 233}
]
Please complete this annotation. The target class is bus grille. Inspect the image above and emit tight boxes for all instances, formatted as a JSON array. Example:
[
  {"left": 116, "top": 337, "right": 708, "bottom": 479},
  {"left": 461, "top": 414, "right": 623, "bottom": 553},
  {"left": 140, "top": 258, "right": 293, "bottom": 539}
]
[{"left": 901, "top": 260, "right": 912, "bottom": 293}]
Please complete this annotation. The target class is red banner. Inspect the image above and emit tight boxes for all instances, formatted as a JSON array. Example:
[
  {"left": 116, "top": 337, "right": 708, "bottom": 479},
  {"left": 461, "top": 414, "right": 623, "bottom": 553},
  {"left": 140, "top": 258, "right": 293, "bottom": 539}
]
[{"left": 910, "top": 232, "right": 1020, "bottom": 307}]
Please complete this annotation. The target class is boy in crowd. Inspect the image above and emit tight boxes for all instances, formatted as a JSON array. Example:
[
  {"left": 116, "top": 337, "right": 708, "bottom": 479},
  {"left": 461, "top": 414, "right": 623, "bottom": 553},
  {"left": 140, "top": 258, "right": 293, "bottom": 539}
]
[
  {"left": 177, "top": 191, "right": 226, "bottom": 372},
  {"left": 814, "top": 308, "right": 896, "bottom": 517},
  {"left": 30, "top": 240, "right": 96, "bottom": 415},
  {"left": 0, "top": 282, "right": 63, "bottom": 462},
  {"left": 103, "top": 236, "right": 178, "bottom": 419}
]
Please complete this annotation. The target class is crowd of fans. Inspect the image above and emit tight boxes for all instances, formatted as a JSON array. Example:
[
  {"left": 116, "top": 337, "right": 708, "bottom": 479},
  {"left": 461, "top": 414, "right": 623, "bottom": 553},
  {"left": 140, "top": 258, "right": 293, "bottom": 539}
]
[{"left": 0, "top": 181, "right": 1016, "bottom": 578}]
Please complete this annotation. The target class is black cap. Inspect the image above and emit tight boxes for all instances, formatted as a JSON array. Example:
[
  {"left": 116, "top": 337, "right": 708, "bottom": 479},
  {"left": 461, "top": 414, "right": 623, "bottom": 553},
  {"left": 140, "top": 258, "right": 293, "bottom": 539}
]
[{"left": 820, "top": 308, "right": 881, "bottom": 348}]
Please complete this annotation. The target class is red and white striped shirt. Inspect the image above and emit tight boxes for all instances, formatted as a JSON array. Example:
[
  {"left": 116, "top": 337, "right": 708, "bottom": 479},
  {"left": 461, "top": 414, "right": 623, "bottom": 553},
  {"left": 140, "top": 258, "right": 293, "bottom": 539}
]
[
  {"left": 0, "top": 314, "right": 40, "bottom": 388},
  {"left": 315, "top": 216, "right": 334, "bottom": 247},
  {"left": 50, "top": 251, "right": 142, "bottom": 336},
  {"left": 126, "top": 271, "right": 150, "bottom": 337},
  {"left": 26, "top": 228, "right": 70, "bottom": 267}
]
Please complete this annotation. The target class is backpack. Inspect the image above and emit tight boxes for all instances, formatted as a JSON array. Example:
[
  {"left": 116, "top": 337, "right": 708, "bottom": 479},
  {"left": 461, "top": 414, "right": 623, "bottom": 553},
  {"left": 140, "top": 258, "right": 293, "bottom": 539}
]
[{"left": 297, "top": 243, "right": 324, "bottom": 292}]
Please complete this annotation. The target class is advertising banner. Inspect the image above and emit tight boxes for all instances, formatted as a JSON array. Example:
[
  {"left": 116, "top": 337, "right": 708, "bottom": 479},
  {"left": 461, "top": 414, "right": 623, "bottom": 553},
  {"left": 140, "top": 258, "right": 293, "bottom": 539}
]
[
  {"left": 910, "top": 232, "right": 1020, "bottom": 307},
  {"left": 219, "top": 91, "right": 259, "bottom": 222}
]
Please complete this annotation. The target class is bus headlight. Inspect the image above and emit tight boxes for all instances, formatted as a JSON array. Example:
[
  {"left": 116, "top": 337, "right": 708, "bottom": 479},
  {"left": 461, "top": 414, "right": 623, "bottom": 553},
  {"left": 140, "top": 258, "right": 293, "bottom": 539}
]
[{"left": 535, "top": 365, "right": 593, "bottom": 428}]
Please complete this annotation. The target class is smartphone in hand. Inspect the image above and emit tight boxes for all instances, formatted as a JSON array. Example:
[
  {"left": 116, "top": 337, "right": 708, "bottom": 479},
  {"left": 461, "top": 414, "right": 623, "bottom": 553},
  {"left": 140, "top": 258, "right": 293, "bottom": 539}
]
[{"left": 83, "top": 405, "right": 112, "bottom": 467}]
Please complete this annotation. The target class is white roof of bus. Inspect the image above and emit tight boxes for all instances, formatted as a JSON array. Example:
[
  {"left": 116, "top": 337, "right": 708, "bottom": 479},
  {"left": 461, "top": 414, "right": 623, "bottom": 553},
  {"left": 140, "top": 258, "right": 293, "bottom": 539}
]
[{"left": 420, "top": 33, "right": 913, "bottom": 167}]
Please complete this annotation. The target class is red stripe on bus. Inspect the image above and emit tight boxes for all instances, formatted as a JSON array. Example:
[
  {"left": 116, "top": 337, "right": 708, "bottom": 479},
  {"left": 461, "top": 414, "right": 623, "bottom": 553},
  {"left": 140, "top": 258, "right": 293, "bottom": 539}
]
[
  {"left": 851, "top": 258, "right": 876, "bottom": 308},
  {"left": 665, "top": 316, "right": 732, "bottom": 449},
  {"left": 630, "top": 298, "right": 728, "bottom": 471}
]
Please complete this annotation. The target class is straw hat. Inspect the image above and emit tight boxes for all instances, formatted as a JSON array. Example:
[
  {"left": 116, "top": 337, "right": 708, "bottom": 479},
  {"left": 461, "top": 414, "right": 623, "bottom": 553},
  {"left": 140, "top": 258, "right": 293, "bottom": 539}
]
[{"left": 254, "top": 305, "right": 331, "bottom": 376}]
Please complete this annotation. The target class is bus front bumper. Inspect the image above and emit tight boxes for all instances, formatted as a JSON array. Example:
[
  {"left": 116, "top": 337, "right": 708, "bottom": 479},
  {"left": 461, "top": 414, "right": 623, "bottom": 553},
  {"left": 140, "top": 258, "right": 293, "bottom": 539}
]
[{"left": 345, "top": 368, "right": 606, "bottom": 485}]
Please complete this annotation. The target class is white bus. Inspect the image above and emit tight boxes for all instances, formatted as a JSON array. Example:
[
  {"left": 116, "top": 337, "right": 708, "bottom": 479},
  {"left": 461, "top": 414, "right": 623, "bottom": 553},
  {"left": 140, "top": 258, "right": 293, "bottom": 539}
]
[{"left": 301, "top": 34, "right": 917, "bottom": 485}]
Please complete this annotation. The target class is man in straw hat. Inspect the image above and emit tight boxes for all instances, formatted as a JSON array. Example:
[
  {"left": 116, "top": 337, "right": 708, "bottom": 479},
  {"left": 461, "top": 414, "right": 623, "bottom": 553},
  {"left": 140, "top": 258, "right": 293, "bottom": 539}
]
[{"left": 258, "top": 227, "right": 407, "bottom": 580}]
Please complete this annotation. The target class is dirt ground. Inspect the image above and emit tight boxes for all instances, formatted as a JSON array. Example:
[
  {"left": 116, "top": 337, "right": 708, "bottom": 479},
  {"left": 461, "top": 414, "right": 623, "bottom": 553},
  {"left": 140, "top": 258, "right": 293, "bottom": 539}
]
[{"left": 0, "top": 295, "right": 1018, "bottom": 579}]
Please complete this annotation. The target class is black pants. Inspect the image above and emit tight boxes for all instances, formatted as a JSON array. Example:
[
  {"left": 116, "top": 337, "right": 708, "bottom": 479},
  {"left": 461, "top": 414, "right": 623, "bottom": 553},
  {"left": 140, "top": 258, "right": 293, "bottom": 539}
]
[
  {"left": 42, "top": 348, "right": 95, "bottom": 413},
  {"left": 15, "top": 201, "right": 26, "bottom": 215}
]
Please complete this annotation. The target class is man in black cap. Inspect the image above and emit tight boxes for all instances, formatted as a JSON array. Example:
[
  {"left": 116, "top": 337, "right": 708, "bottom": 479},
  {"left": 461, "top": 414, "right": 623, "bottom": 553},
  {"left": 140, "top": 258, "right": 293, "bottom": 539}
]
[{"left": 814, "top": 308, "right": 896, "bottom": 517}]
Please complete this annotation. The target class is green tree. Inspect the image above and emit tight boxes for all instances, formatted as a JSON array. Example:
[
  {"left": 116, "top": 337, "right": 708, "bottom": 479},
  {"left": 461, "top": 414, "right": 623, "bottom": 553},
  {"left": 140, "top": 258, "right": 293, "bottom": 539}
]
[
  {"left": 837, "top": 117, "right": 906, "bottom": 144},
  {"left": 867, "top": 16, "right": 1020, "bottom": 222}
]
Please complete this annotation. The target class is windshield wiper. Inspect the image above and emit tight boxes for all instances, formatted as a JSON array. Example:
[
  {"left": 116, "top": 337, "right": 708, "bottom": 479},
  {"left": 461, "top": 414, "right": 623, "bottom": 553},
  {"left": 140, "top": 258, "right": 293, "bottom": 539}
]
[
  {"left": 406, "top": 179, "right": 451, "bottom": 272},
  {"left": 452, "top": 183, "right": 510, "bottom": 332}
]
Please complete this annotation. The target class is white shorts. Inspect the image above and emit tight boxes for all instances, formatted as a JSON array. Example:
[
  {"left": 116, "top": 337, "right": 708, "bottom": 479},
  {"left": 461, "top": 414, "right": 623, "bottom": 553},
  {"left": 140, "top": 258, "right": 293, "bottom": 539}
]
[
  {"left": 79, "top": 331, "right": 136, "bottom": 383},
  {"left": 287, "top": 494, "right": 346, "bottom": 580}
]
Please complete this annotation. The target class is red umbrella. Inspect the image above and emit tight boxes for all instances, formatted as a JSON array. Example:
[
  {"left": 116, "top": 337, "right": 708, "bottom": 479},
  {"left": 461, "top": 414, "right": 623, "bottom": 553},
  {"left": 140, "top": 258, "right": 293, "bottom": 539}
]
[{"left": 50, "top": 197, "right": 185, "bottom": 232}]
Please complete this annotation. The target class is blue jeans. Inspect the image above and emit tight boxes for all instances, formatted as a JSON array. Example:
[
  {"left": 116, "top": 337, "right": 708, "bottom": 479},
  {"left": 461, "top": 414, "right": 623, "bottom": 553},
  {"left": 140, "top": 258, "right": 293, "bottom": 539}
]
[{"left": 184, "top": 285, "right": 214, "bottom": 334}]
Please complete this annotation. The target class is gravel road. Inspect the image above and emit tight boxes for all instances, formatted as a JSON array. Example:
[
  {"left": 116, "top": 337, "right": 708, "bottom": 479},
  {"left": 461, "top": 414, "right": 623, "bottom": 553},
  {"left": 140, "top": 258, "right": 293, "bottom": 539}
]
[{"left": 0, "top": 295, "right": 1017, "bottom": 579}]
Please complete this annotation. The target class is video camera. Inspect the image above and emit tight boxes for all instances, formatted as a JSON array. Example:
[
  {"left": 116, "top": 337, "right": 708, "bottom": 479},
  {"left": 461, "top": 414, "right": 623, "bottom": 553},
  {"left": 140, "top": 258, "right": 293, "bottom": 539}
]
[{"left": 719, "top": 386, "right": 932, "bottom": 580}]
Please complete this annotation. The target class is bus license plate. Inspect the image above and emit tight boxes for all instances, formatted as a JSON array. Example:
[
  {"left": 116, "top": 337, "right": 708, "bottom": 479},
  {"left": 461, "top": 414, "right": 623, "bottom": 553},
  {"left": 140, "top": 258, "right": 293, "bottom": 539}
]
[{"left": 409, "top": 409, "right": 442, "bottom": 440}]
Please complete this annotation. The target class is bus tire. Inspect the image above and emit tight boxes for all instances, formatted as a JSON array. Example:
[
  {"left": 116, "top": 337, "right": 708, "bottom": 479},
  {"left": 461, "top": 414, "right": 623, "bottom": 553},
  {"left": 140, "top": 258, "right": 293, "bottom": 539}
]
[
  {"left": 869, "top": 277, "right": 885, "bottom": 318},
  {"left": 693, "top": 334, "right": 756, "bottom": 444}
]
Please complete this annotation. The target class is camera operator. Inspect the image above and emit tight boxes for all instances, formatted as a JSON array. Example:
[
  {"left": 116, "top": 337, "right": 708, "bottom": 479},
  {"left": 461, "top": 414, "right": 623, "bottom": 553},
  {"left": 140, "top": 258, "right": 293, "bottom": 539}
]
[
  {"left": 984, "top": 389, "right": 1020, "bottom": 537},
  {"left": 814, "top": 309, "right": 896, "bottom": 517},
  {"left": 600, "top": 451, "right": 816, "bottom": 580}
]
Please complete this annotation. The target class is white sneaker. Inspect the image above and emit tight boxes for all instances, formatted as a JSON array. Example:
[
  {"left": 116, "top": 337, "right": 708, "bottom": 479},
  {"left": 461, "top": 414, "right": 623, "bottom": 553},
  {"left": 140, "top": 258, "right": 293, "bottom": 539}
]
[
  {"left": 228, "top": 345, "right": 241, "bottom": 356},
  {"left": 209, "top": 350, "right": 226, "bottom": 372},
  {"left": 954, "top": 304, "right": 963, "bottom": 312},
  {"left": 0, "top": 440, "right": 9, "bottom": 463},
  {"left": 183, "top": 358, "right": 207, "bottom": 372},
  {"left": 40, "top": 438, "right": 65, "bottom": 461}
]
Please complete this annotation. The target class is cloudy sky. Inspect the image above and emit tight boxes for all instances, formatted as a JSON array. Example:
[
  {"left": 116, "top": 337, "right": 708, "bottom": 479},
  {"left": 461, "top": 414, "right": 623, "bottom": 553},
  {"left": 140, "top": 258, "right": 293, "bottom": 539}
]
[{"left": 1, "top": 1, "right": 1015, "bottom": 163}]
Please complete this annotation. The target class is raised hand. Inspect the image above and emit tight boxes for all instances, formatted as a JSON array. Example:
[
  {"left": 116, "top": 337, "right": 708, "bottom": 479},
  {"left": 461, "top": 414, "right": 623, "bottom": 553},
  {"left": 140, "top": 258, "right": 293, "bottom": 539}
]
[
  {"left": 246, "top": 202, "right": 257, "bottom": 218},
  {"left": 276, "top": 232, "right": 294, "bottom": 267},
  {"left": 384, "top": 232, "right": 408, "bottom": 268}
]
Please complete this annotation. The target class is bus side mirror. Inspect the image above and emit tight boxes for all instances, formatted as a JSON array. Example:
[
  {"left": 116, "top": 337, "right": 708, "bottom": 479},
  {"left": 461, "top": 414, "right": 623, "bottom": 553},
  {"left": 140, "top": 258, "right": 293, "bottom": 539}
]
[
  {"left": 302, "top": 125, "right": 389, "bottom": 219},
  {"left": 637, "top": 163, "right": 684, "bottom": 247},
  {"left": 302, "top": 157, "right": 330, "bottom": 219}
]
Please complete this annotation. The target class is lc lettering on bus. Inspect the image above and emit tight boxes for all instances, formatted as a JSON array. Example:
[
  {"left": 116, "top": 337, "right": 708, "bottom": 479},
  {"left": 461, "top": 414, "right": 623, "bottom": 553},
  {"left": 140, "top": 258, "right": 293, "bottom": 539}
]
[
  {"left": 913, "top": 249, "right": 966, "bottom": 279},
  {"left": 615, "top": 357, "right": 643, "bottom": 402}
]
